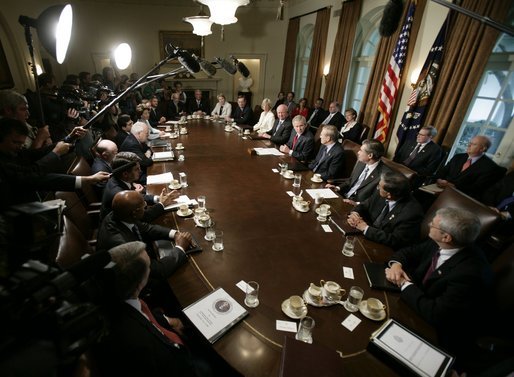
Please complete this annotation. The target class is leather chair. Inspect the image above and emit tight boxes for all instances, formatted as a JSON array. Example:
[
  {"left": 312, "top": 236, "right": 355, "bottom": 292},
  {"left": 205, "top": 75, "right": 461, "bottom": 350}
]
[
  {"left": 341, "top": 139, "right": 360, "bottom": 178},
  {"left": 68, "top": 156, "right": 101, "bottom": 207},
  {"left": 381, "top": 157, "right": 418, "bottom": 187},
  {"left": 421, "top": 186, "right": 501, "bottom": 240},
  {"left": 56, "top": 216, "right": 93, "bottom": 268},
  {"left": 359, "top": 124, "right": 370, "bottom": 143},
  {"left": 253, "top": 104, "right": 263, "bottom": 124},
  {"left": 55, "top": 191, "right": 100, "bottom": 241},
  {"left": 312, "top": 124, "right": 325, "bottom": 157}
]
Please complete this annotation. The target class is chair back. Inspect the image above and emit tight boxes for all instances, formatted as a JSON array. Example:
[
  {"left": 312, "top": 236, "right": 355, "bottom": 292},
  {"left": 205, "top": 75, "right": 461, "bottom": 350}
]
[
  {"left": 68, "top": 156, "right": 100, "bottom": 205},
  {"left": 313, "top": 124, "right": 325, "bottom": 156},
  {"left": 359, "top": 124, "right": 370, "bottom": 143},
  {"left": 253, "top": 104, "right": 263, "bottom": 124},
  {"left": 342, "top": 139, "right": 361, "bottom": 177},
  {"left": 421, "top": 186, "right": 501, "bottom": 240},
  {"left": 381, "top": 157, "right": 418, "bottom": 187},
  {"left": 55, "top": 191, "right": 96, "bottom": 240},
  {"left": 56, "top": 216, "right": 93, "bottom": 268}
]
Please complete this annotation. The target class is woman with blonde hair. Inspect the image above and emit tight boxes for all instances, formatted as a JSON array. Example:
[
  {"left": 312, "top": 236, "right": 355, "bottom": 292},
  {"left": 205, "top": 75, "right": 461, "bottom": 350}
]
[
  {"left": 211, "top": 93, "right": 232, "bottom": 119},
  {"left": 253, "top": 98, "right": 275, "bottom": 132}
]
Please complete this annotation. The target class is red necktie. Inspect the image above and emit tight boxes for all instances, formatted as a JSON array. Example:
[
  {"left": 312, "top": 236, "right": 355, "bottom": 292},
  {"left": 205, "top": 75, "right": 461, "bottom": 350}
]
[
  {"left": 461, "top": 158, "right": 472, "bottom": 172},
  {"left": 140, "top": 299, "right": 184, "bottom": 345},
  {"left": 422, "top": 250, "right": 440, "bottom": 285},
  {"left": 292, "top": 134, "right": 299, "bottom": 149}
]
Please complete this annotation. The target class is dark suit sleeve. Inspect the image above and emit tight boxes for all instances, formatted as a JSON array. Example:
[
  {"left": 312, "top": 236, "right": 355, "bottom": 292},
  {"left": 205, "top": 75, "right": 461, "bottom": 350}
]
[
  {"left": 342, "top": 123, "right": 363, "bottom": 143},
  {"left": 291, "top": 137, "right": 314, "bottom": 161},
  {"left": 270, "top": 123, "right": 293, "bottom": 145},
  {"left": 365, "top": 209, "right": 423, "bottom": 248},
  {"left": 323, "top": 149, "right": 345, "bottom": 181}
]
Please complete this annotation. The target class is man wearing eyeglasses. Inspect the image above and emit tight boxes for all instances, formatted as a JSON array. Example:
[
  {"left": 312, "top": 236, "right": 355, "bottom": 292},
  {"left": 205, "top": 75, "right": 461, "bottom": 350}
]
[
  {"left": 385, "top": 207, "right": 492, "bottom": 369},
  {"left": 393, "top": 125, "right": 443, "bottom": 185}
]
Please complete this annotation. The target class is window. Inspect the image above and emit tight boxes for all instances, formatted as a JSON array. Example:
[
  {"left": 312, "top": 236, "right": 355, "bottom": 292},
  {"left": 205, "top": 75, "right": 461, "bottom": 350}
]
[
  {"left": 450, "top": 32, "right": 514, "bottom": 167},
  {"left": 293, "top": 23, "right": 314, "bottom": 97},
  {"left": 344, "top": 7, "right": 384, "bottom": 112}
]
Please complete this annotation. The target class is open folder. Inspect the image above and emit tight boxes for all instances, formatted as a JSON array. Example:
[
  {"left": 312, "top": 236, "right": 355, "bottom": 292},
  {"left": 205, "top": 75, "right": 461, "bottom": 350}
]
[{"left": 368, "top": 319, "right": 454, "bottom": 377}]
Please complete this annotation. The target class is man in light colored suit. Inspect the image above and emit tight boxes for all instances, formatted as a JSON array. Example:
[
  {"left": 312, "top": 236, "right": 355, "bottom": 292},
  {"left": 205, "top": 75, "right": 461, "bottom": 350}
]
[{"left": 308, "top": 125, "right": 345, "bottom": 181}]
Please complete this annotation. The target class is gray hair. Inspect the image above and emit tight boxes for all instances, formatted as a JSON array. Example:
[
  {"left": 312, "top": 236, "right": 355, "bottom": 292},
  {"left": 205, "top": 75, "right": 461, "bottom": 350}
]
[
  {"left": 109, "top": 241, "right": 148, "bottom": 299},
  {"left": 322, "top": 125, "right": 338, "bottom": 142},
  {"left": 421, "top": 125, "right": 437, "bottom": 138},
  {"left": 292, "top": 115, "right": 307, "bottom": 126},
  {"left": 131, "top": 121, "right": 148, "bottom": 136},
  {"left": 0, "top": 90, "right": 27, "bottom": 116},
  {"left": 435, "top": 207, "right": 481, "bottom": 246}
]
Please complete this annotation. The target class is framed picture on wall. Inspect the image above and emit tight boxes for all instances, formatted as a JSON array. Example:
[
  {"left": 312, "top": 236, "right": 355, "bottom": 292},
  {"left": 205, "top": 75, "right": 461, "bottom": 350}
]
[{"left": 159, "top": 31, "right": 202, "bottom": 60}]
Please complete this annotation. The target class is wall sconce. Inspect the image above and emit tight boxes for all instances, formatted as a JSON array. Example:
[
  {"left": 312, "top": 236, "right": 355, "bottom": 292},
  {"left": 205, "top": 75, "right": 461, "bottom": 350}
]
[
  {"left": 323, "top": 63, "right": 330, "bottom": 80},
  {"left": 114, "top": 43, "right": 132, "bottom": 70},
  {"left": 410, "top": 67, "right": 421, "bottom": 88}
]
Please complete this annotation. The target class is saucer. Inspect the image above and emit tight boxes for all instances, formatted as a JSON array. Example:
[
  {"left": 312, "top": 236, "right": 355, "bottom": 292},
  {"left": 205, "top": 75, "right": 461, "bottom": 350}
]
[
  {"left": 180, "top": 131, "right": 188, "bottom": 135},
  {"left": 315, "top": 208, "right": 331, "bottom": 217},
  {"left": 224, "top": 128, "right": 233, "bottom": 132},
  {"left": 176, "top": 209, "right": 193, "bottom": 217},
  {"left": 359, "top": 300, "right": 386, "bottom": 321},
  {"left": 169, "top": 133, "right": 179, "bottom": 139},
  {"left": 293, "top": 202, "right": 309, "bottom": 213},
  {"left": 168, "top": 183, "right": 182, "bottom": 190},
  {"left": 283, "top": 174, "right": 294, "bottom": 180},
  {"left": 281, "top": 299, "right": 308, "bottom": 319},
  {"left": 175, "top": 146, "right": 185, "bottom": 150},
  {"left": 194, "top": 217, "right": 213, "bottom": 228},
  {"left": 310, "top": 177, "right": 323, "bottom": 183}
]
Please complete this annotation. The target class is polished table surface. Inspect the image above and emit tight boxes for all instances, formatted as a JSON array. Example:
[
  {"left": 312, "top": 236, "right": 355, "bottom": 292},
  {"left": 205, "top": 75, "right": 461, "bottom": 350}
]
[{"left": 147, "top": 120, "right": 436, "bottom": 377}]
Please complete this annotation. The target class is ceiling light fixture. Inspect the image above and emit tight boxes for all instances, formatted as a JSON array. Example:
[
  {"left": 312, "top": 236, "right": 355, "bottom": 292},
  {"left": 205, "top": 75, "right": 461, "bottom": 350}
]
[{"left": 197, "top": 0, "right": 249, "bottom": 40}]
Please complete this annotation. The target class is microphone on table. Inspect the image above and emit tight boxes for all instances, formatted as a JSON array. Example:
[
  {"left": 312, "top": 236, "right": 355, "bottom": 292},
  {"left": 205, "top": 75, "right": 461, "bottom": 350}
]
[
  {"left": 165, "top": 43, "right": 201, "bottom": 74},
  {"left": 194, "top": 55, "right": 217, "bottom": 77},
  {"left": 379, "top": 0, "right": 404, "bottom": 37}
]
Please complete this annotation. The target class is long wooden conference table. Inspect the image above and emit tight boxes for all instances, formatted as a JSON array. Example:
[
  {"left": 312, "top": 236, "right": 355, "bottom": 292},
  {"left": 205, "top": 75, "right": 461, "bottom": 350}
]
[{"left": 147, "top": 119, "right": 436, "bottom": 376}]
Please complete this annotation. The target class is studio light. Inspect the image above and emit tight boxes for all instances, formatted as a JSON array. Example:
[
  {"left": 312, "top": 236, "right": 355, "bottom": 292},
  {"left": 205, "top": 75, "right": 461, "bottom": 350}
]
[
  {"left": 114, "top": 43, "right": 132, "bottom": 70},
  {"left": 19, "top": 4, "right": 73, "bottom": 64}
]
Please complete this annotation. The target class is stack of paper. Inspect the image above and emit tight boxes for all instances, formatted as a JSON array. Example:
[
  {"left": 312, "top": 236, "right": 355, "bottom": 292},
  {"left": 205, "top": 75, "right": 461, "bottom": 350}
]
[
  {"left": 164, "top": 195, "right": 198, "bottom": 211},
  {"left": 146, "top": 172, "right": 173, "bottom": 185},
  {"left": 305, "top": 189, "right": 339, "bottom": 199},
  {"left": 153, "top": 151, "right": 174, "bottom": 161},
  {"left": 253, "top": 148, "right": 284, "bottom": 156}
]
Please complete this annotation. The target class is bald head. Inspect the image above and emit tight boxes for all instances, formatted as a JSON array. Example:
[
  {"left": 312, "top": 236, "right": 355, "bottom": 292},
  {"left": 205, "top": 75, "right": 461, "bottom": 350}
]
[
  {"left": 96, "top": 139, "right": 118, "bottom": 163},
  {"left": 112, "top": 190, "right": 145, "bottom": 221}
]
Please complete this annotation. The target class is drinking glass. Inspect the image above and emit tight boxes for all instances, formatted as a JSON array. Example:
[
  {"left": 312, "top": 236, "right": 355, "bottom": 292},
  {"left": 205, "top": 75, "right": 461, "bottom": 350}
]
[
  {"left": 197, "top": 196, "right": 206, "bottom": 210},
  {"left": 344, "top": 286, "right": 364, "bottom": 312},
  {"left": 212, "top": 230, "right": 224, "bottom": 251},
  {"left": 295, "top": 316, "right": 315, "bottom": 343},
  {"left": 244, "top": 281, "right": 260, "bottom": 308},
  {"left": 293, "top": 173, "right": 302, "bottom": 188},
  {"left": 204, "top": 225, "right": 215, "bottom": 241},
  {"left": 279, "top": 162, "right": 288, "bottom": 176},
  {"left": 342, "top": 236, "right": 355, "bottom": 257},
  {"left": 179, "top": 172, "right": 188, "bottom": 187}
]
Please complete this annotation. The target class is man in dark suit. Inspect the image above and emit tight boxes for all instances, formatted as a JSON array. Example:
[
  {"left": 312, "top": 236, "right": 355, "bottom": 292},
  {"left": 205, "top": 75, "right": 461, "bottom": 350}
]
[
  {"left": 101, "top": 152, "right": 178, "bottom": 221},
  {"left": 326, "top": 139, "right": 391, "bottom": 205},
  {"left": 167, "top": 92, "right": 186, "bottom": 120},
  {"left": 348, "top": 171, "right": 424, "bottom": 248},
  {"left": 319, "top": 102, "right": 344, "bottom": 131},
  {"left": 385, "top": 207, "right": 492, "bottom": 366},
  {"left": 393, "top": 125, "right": 443, "bottom": 185},
  {"left": 149, "top": 95, "right": 166, "bottom": 127},
  {"left": 231, "top": 95, "right": 253, "bottom": 125},
  {"left": 260, "top": 104, "right": 293, "bottom": 145},
  {"left": 93, "top": 241, "right": 207, "bottom": 377},
  {"left": 119, "top": 121, "right": 153, "bottom": 182},
  {"left": 308, "top": 125, "right": 345, "bottom": 181},
  {"left": 91, "top": 139, "right": 117, "bottom": 198},
  {"left": 97, "top": 190, "right": 192, "bottom": 279},
  {"left": 186, "top": 89, "right": 210, "bottom": 115},
  {"left": 279, "top": 115, "right": 314, "bottom": 161},
  {"left": 436, "top": 135, "right": 505, "bottom": 199},
  {"left": 306, "top": 98, "right": 328, "bottom": 129},
  {"left": 114, "top": 114, "right": 133, "bottom": 148}
]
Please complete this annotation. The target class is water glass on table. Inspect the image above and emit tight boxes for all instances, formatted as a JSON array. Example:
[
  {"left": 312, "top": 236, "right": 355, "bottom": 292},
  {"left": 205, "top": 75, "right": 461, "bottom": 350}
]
[
  {"left": 204, "top": 225, "right": 215, "bottom": 241},
  {"left": 212, "top": 230, "right": 224, "bottom": 251},
  {"left": 293, "top": 173, "right": 302, "bottom": 188},
  {"left": 244, "top": 281, "right": 260, "bottom": 308},
  {"left": 179, "top": 172, "right": 188, "bottom": 187},
  {"left": 197, "top": 195, "right": 206, "bottom": 210},
  {"left": 344, "top": 286, "right": 364, "bottom": 313},
  {"left": 342, "top": 236, "right": 355, "bottom": 257},
  {"left": 295, "top": 316, "right": 315, "bottom": 344}
]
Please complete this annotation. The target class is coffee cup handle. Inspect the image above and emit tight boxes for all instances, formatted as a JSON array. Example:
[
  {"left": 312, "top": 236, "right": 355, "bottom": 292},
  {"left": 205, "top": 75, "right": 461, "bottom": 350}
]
[
  {"left": 340, "top": 289, "right": 346, "bottom": 296},
  {"left": 320, "top": 279, "right": 326, "bottom": 287}
]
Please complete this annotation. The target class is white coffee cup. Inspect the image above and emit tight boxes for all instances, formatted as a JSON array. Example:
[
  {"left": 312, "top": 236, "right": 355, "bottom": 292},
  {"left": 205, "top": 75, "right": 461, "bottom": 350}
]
[
  {"left": 289, "top": 295, "right": 304, "bottom": 315},
  {"left": 308, "top": 283, "right": 322, "bottom": 301},
  {"left": 320, "top": 280, "right": 346, "bottom": 300},
  {"left": 176, "top": 143, "right": 183, "bottom": 148},
  {"left": 179, "top": 204, "right": 188, "bottom": 214},
  {"left": 314, "top": 173, "right": 322, "bottom": 181},
  {"left": 244, "top": 129, "right": 251, "bottom": 135},
  {"left": 367, "top": 298, "right": 386, "bottom": 316}
]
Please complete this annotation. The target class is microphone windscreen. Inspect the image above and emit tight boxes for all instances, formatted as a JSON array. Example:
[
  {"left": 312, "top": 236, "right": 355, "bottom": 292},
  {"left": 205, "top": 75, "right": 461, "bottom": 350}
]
[
  {"left": 216, "top": 57, "right": 237, "bottom": 75},
  {"left": 178, "top": 55, "right": 201, "bottom": 74},
  {"left": 237, "top": 61, "right": 251, "bottom": 78},
  {"left": 379, "top": 0, "right": 404, "bottom": 37},
  {"left": 199, "top": 58, "right": 217, "bottom": 77}
]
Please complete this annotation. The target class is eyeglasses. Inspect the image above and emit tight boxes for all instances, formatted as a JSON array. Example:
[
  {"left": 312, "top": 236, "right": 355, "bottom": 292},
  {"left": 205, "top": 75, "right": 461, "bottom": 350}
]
[
  {"left": 428, "top": 221, "right": 447, "bottom": 233},
  {"left": 417, "top": 132, "right": 430, "bottom": 137}
]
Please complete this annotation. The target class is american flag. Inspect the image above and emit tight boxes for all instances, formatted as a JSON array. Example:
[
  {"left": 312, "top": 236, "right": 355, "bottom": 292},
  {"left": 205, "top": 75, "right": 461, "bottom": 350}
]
[
  {"left": 374, "top": 1, "right": 416, "bottom": 142},
  {"left": 396, "top": 17, "right": 448, "bottom": 149}
]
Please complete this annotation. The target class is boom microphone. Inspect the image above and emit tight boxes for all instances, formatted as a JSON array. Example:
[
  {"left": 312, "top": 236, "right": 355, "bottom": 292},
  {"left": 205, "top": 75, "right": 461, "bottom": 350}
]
[
  {"left": 165, "top": 43, "right": 201, "bottom": 74},
  {"left": 216, "top": 57, "right": 237, "bottom": 75},
  {"left": 32, "top": 251, "right": 112, "bottom": 303},
  {"left": 195, "top": 55, "right": 217, "bottom": 77},
  {"left": 230, "top": 56, "right": 251, "bottom": 78},
  {"left": 379, "top": 0, "right": 404, "bottom": 37}
]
